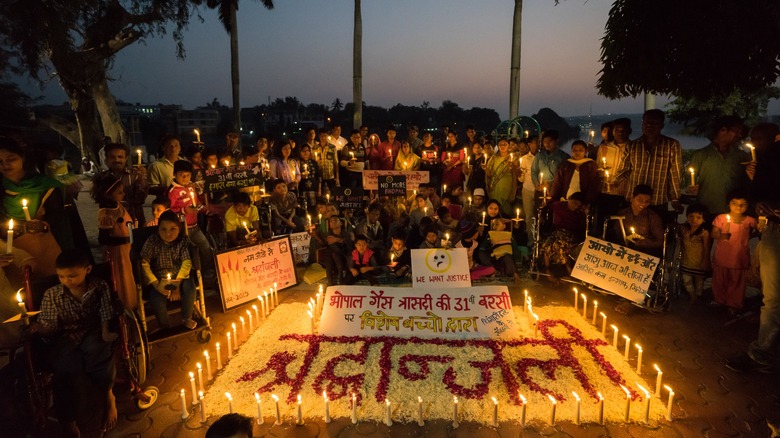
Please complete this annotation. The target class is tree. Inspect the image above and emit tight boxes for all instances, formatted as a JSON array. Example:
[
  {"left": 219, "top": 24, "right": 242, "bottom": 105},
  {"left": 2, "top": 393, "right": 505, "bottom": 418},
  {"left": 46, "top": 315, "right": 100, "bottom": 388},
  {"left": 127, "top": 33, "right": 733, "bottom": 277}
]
[
  {"left": 667, "top": 87, "right": 780, "bottom": 136},
  {"left": 207, "top": 0, "right": 274, "bottom": 133},
  {"left": 0, "top": 0, "right": 201, "bottom": 159},
  {"left": 508, "top": 0, "right": 522, "bottom": 119},
  {"left": 331, "top": 98, "right": 343, "bottom": 111},
  {"left": 352, "top": 0, "right": 363, "bottom": 129},
  {"left": 532, "top": 108, "right": 580, "bottom": 144}
]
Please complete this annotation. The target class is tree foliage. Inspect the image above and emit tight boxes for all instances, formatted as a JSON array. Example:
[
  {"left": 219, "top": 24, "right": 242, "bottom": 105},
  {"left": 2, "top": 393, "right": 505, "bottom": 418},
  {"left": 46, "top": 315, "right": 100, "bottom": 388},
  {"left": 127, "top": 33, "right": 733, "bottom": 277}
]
[
  {"left": 667, "top": 87, "right": 780, "bottom": 136},
  {"left": 598, "top": 0, "right": 780, "bottom": 100}
]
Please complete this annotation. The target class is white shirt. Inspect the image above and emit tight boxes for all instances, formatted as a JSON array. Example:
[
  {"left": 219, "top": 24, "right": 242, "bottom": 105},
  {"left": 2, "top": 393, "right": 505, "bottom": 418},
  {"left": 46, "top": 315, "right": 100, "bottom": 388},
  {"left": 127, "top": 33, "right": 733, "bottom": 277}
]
[{"left": 520, "top": 152, "right": 535, "bottom": 191}]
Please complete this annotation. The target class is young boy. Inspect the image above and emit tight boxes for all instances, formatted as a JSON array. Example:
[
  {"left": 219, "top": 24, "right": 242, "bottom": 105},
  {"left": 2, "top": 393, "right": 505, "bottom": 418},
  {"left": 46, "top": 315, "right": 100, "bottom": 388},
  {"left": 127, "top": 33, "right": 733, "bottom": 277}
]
[
  {"left": 419, "top": 224, "right": 441, "bottom": 249},
  {"left": 140, "top": 211, "right": 197, "bottom": 330},
  {"left": 269, "top": 178, "right": 305, "bottom": 233},
  {"left": 388, "top": 229, "right": 412, "bottom": 279},
  {"left": 167, "top": 160, "right": 214, "bottom": 274},
  {"left": 224, "top": 192, "right": 260, "bottom": 247},
  {"left": 346, "top": 234, "right": 379, "bottom": 285},
  {"left": 145, "top": 197, "right": 170, "bottom": 227},
  {"left": 323, "top": 215, "right": 353, "bottom": 285},
  {"left": 436, "top": 206, "right": 459, "bottom": 243},
  {"left": 31, "top": 250, "right": 118, "bottom": 436}
]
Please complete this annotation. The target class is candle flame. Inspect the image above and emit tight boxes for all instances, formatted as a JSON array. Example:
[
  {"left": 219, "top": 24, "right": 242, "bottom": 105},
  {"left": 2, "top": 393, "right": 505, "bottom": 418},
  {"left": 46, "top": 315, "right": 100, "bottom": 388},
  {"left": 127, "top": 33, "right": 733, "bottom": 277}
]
[
  {"left": 252, "top": 304, "right": 258, "bottom": 311},
  {"left": 203, "top": 350, "right": 209, "bottom": 357},
  {"left": 654, "top": 364, "right": 661, "bottom": 373},
  {"left": 572, "top": 391, "right": 580, "bottom": 401},
  {"left": 246, "top": 310, "right": 251, "bottom": 317},
  {"left": 193, "top": 129, "right": 200, "bottom": 135},
  {"left": 272, "top": 394, "right": 279, "bottom": 402},
  {"left": 418, "top": 396, "right": 423, "bottom": 403},
  {"left": 518, "top": 393, "right": 527, "bottom": 404},
  {"left": 573, "top": 287, "right": 578, "bottom": 293},
  {"left": 231, "top": 322, "right": 236, "bottom": 330},
  {"left": 663, "top": 385, "right": 674, "bottom": 394},
  {"left": 239, "top": 316, "right": 244, "bottom": 323},
  {"left": 547, "top": 394, "right": 557, "bottom": 404},
  {"left": 196, "top": 362, "right": 202, "bottom": 370},
  {"left": 689, "top": 167, "right": 694, "bottom": 173},
  {"left": 453, "top": 396, "right": 458, "bottom": 404},
  {"left": 255, "top": 392, "right": 260, "bottom": 401},
  {"left": 620, "top": 385, "right": 631, "bottom": 397},
  {"left": 491, "top": 396, "right": 498, "bottom": 405},
  {"left": 635, "top": 343, "right": 642, "bottom": 352},
  {"left": 8, "top": 218, "right": 13, "bottom": 231},
  {"left": 22, "top": 199, "right": 27, "bottom": 207},
  {"left": 16, "top": 289, "right": 23, "bottom": 303},
  {"left": 636, "top": 382, "right": 650, "bottom": 398},
  {"left": 225, "top": 392, "right": 232, "bottom": 401},
  {"left": 307, "top": 310, "right": 313, "bottom": 318},
  {"left": 746, "top": 143, "right": 754, "bottom": 150},
  {"left": 600, "top": 312, "right": 606, "bottom": 317},
  {"left": 385, "top": 399, "right": 390, "bottom": 406},
  {"left": 581, "top": 293, "right": 586, "bottom": 300},
  {"left": 597, "top": 392, "right": 604, "bottom": 401},
  {"left": 189, "top": 371, "right": 194, "bottom": 378},
  {"left": 199, "top": 390, "right": 204, "bottom": 398},
  {"left": 297, "top": 394, "right": 301, "bottom": 404},
  {"left": 323, "top": 390, "right": 328, "bottom": 401}
]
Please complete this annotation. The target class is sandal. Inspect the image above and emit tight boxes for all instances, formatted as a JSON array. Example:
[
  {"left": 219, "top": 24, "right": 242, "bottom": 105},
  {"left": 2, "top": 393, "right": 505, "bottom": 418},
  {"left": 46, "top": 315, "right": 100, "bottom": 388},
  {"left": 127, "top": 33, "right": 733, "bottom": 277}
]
[{"left": 183, "top": 318, "right": 198, "bottom": 330}]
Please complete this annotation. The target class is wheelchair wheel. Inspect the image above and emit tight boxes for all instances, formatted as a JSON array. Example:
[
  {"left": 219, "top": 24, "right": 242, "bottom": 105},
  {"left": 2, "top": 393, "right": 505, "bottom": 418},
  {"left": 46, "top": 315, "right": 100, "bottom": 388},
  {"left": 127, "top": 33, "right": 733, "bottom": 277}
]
[
  {"left": 197, "top": 329, "right": 212, "bottom": 344},
  {"left": 124, "top": 309, "right": 149, "bottom": 385},
  {"left": 136, "top": 386, "right": 159, "bottom": 410}
]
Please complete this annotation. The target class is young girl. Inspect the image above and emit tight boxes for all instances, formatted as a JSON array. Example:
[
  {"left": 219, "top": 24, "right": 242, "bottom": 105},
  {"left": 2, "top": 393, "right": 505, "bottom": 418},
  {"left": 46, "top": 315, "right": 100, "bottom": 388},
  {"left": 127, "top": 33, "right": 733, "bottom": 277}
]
[
  {"left": 297, "top": 144, "right": 320, "bottom": 211},
  {"left": 711, "top": 191, "right": 757, "bottom": 311},
  {"left": 679, "top": 204, "right": 712, "bottom": 304},
  {"left": 92, "top": 172, "right": 136, "bottom": 309}
]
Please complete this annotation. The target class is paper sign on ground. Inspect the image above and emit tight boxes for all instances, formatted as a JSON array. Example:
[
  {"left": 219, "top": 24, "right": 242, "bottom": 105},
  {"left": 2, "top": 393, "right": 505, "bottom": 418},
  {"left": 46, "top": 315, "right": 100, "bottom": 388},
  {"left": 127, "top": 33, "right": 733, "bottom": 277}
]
[
  {"left": 288, "top": 232, "right": 311, "bottom": 265},
  {"left": 571, "top": 236, "right": 659, "bottom": 303},
  {"left": 319, "top": 285, "right": 520, "bottom": 340},
  {"left": 411, "top": 248, "right": 471, "bottom": 288}
]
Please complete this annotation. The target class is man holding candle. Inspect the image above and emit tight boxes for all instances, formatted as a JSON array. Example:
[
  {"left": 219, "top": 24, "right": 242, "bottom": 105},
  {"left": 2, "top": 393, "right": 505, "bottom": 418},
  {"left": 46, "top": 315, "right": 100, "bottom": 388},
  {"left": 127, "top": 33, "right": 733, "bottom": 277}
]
[
  {"left": 101, "top": 142, "right": 149, "bottom": 224},
  {"left": 338, "top": 130, "right": 367, "bottom": 188},
  {"left": 313, "top": 128, "right": 340, "bottom": 195},
  {"left": 531, "top": 130, "right": 569, "bottom": 210}
]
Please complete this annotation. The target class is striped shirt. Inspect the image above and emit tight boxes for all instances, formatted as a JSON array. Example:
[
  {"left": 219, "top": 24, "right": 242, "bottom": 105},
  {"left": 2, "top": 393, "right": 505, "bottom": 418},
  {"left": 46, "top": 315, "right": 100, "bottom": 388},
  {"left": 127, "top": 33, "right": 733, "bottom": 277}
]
[
  {"left": 38, "top": 277, "right": 114, "bottom": 344},
  {"left": 620, "top": 135, "right": 682, "bottom": 205}
]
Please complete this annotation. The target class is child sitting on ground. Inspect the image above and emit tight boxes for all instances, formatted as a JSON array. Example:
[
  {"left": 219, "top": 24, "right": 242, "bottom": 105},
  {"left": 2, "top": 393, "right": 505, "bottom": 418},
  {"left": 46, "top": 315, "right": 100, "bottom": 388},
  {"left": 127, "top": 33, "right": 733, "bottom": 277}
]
[
  {"left": 419, "top": 224, "right": 441, "bottom": 249},
  {"left": 167, "top": 160, "right": 214, "bottom": 276},
  {"left": 323, "top": 215, "right": 353, "bottom": 285},
  {"left": 224, "top": 192, "right": 260, "bottom": 248},
  {"left": 140, "top": 211, "right": 197, "bottom": 330},
  {"left": 679, "top": 203, "right": 712, "bottom": 304},
  {"left": 145, "top": 197, "right": 170, "bottom": 227},
  {"left": 269, "top": 178, "right": 305, "bottom": 233},
  {"left": 436, "top": 206, "right": 459, "bottom": 244},
  {"left": 346, "top": 234, "right": 379, "bottom": 285},
  {"left": 29, "top": 250, "right": 119, "bottom": 436},
  {"left": 388, "top": 229, "right": 412, "bottom": 279}
]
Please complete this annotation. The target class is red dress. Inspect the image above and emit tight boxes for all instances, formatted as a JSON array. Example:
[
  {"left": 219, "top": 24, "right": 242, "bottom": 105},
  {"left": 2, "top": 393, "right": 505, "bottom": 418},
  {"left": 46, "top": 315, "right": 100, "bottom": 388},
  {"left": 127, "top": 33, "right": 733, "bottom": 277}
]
[{"left": 99, "top": 203, "right": 136, "bottom": 309}]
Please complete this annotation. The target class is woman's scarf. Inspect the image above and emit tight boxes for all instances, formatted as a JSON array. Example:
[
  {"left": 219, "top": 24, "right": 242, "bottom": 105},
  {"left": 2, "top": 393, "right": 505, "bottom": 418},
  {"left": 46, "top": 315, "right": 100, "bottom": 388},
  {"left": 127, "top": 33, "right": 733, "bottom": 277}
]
[{"left": 3, "top": 173, "right": 62, "bottom": 220}]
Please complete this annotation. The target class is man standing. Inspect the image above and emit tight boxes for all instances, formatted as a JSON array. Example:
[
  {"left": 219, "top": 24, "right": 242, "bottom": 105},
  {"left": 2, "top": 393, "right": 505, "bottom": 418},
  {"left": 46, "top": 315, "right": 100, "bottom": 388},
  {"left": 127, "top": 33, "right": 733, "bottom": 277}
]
[
  {"left": 331, "top": 123, "right": 348, "bottom": 151},
  {"left": 313, "top": 128, "right": 339, "bottom": 194},
  {"left": 101, "top": 143, "right": 149, "bottom": 223},
  {"left": 224, "top": 131, "right": 241, "bottom": 164},
  {"left": 406, "top": 125, "right": 423, "bottom": 154},
  {"left": 596, "top": 118, "right": 632, "bottom": 225},
  {"left": 616, "top": 110, "right": 683, "bottom": 222}
]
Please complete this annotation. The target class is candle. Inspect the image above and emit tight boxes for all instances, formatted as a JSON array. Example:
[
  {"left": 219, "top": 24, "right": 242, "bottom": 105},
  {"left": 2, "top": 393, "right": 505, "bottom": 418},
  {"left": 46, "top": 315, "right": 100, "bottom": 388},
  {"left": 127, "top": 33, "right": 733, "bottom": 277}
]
[
  {"left": 196, "top": 363, "right": 204, "bottom": 393},
  {"left": 350, "top": 151, "right": 355, "bottom": 160},
  {"left": 216, "top": 342, "right": 222, "bottom": 369},
  {"left": 189, "top": 372, "right": 198, "bottom": 405},
  {"left": 263, "top": 292, "right": 269, "bottom": 314},
  {"left": 167, "top": 272, "right": 172, "bottom": 281},
  {"left": 253, "top": 304, "right": 260, "bottom": 323},
  {"left": 226, "top": 332, "right": 232, "bottom": 358},
  {"left": 572, "top": 391, "right": 581, "bottom": 425},
  {"left": 621, "top": 385, "right": 631, "bottom": 421},
  {"left": 351, "top": 393, "right": 358, "bottom": 424},
  {"left": 452, "top": 396, "right": 459, "bottom": 428},
  {"left": 6, "top": 219, "right": 13, "bottom": 254},
  {"left": 481, "top": 211, "right": 486, "bottom": 224},
  {"left": 136, "top": 149, "right": 143, "bottom": 166},
  {"left": 255, "top": 392, "right": 264, "bottom": 425},
  {"left": 224, "top": 160, "right": 230, "bottom": 167},
  {"left": 308, "top": 310, "right": 315, "bottom": 334},
  {"left": 516, "top": 208, "right": 520, "bottom": 219},
  {"left": 746, "top": 143, "right": 756, "bottom": 162},
  {"left": 231, "top": 323, "right": 237, "bottom": 350},
  {"left": 272, "top": 394, "right": 281, "bottom": 425},
  {"left": 199, "top": 391, "right": 206, "bottom": 422},
  {"left": 543, "top": 187, "right": 548, "bottom": 199},
  {"left": 416, "top": 396, "right": 424, "bottom": 426},
  {"left": 296, "top": 394, "right": 303, "bottom": 425},
  {"left": 726, "top": 214, "right": 731, "bottom": 232},
  {"left": 630, "top": 226, "right": 636, "bottom": 235},
  {"left": 573, "top": 287, "right": 579, "bottom": 310},
  {"left": 664, "top": 385, "right": 675, "bottom": 421},
  {"left": 602, "top": 157, "right": 607, "bottom": 168},
  {"left": 636, "top": 344, "right": 644, "bottom": 374},
  {"left": 491, "top": 396, "right": 498, "bottom": 427},
  {"left": 589, "top": 130, "right": 595, "bottom": 142},
  {"left": 390, "top": 253, "right": 395, "bottom": 264},
  {"left": 203, "top": 351, "right": 212, "bottom": 380},
  {"left": 443, "top": 184, "right": 447, "bottom": 195},
  {"left": 384, "top": 398, "right": 392, "bottom": 426},
  {"left": 581, "top": 294, "right": 587, "bottom": 317},
  {"left": 194, "top": 128, "right": 201, "bottom": 143},
  {"left": 323, "top": 391, "right": 331, "bottom": 423},
  {"left": 468, "top": 196, "right": 472, "bottom": 206},
  {"left": 533, "top": 313, "right": 539, "bottom": 337},
  {"left": 592, "top": 301, "right": 598, "bottom": 324},
  {"left": 689, "top": 167, "right": 695, "bottom": 186},
  {"left": 510, "top": 153, "right": 514, "bottom": 161},
  {"left": 596, "top": 392, "right": 605, "bottom": 424},
  {"left": 239, "top": 316, "right": 246, "bottom": 340},
  {"left": 247, "top": 309, "right": 254, "bottom": 332},
  {"left": 518, "top": 393, "right": 527, "bottom": 427},
  {"left": 21, "top": 199, "right": 31, "bottom": 221},
  {"left": 16, "top": 289, "right": 27, "bottom": 320},
  {"left": 601, "top": 312, "right": 607, "bottom": 336},
  {"left": 243, "top": 221, "right": 251, "bottom": 235},
  {"left": 623, "top": 334, "right": 631, "bottom": 359},
  {"left": 605, "top": 170, "right": 610, "bottom": 181},
  {"left": 190, "top": 189, "right": 197, "bottom": 207},
  {"left": 637, "top": 382, "right": 651, "bottom": 423},
  {"left": 444, "top": 233, "right": 450, "bottom": 247},
  {"left": 548, "top": 394, "right": 557, "bottom": 425},
  {"left": 523, "top": 290, "right": 528, "bottom": 313},
  {"left": 274, "top": 282, "right": 279, "bottom": 306},
  {"left": 225, "top": 392, "right": 233, "bottom": 414},
  {"left": 524, "top": 130, "right": 529, "bottom": 138},
  {"left": 180, "top": 389, "right": 189, "bottom": 420},
  {"left": 654, "top": 364, "right": 663, "bottom": 395},
  {"left": 612, "top": 325, "right": 619, "bottom": 348}
]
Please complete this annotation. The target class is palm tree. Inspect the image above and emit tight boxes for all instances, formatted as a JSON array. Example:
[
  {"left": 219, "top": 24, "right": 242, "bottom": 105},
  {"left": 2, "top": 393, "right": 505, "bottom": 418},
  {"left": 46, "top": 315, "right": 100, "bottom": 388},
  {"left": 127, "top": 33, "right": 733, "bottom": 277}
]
[
  {"left": 207, "top": 0, "right": 275, "bottom": 133},
  {"left": 508, "top": 0, "right": 522, "bottom": 119},
  {"left": 353, "top": 0, "right": 362, "bottom": 128}
]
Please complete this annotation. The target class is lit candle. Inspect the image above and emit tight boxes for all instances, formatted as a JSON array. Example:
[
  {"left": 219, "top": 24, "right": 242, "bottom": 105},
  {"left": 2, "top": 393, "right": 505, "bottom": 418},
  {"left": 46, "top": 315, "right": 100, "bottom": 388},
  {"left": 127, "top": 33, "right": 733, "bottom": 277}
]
[
  {"left": 516, "top": 208, "right": 520, "bottom": 219},
  {"left": 390, "top": 253, "right": 395, "bottom": 264},
  {"left": 623, "top": 334, "right": 631, "bottom": 359},
  {"left": 417, "top": 396, "right": 424, "bottom": 426},
  {"left": 263, "top": 291, "right": 270, "bottom": 313},
  {"left": 523, "top": 289, "right": 528, "bottom": 312},
  {"left": 255, "top": 392, "right": 264, "bottom": 425},
  {"left": 598, "top": 392, "right": 605, "bottom": 424},
  {"left": 481, "top": 211, "right": 486, "bottom": 224},
  {"left": 246, "top": 309, "right": 254, "bottom": 332},
  {"left": 543, "top": 187, "right": 548, "bottom": 199},
  {"left": 308, "top": 310, "right": 315, "bottom": 334},
  {"left": 636, "top": 344, "right": 644, "bottom": 374},
  {"left": 524, "top": 130, "right": 529, "bottom": 138},
  {"left": 548, "top": 394, "right": 557, "bottom": 425},
  {"left": 689, "top": 167, "right": 695, "bottom": 186},
  {"left": 231, "top": 323, "right": 238, "bottom": 350},
  {"left": 350, "top": 151, "right": 355, "bottom": 160},
  {"left": 216, "top": 342, "right": 222, "bottom": 369},
  {"left": 226, "top": 332, "right": 232, "bottom": 358},
  {"left": 637, "top": 382, "right": 651, "bottom": 423},
  {"left": 180, "top": 389, "right": 189, "bottom": 420},
  {"left": 589, "top": 130, "right": 595, "bottom": 142},
  {"left": 167, "top": 272, "right": 172, "bottom": 281},
  {"left": 189, "top": 189, "right": 197, "bottom": 207},
  {"left": 6, "top": 219, "right": 13, "bottom": 254},
  {"left": 592, "top": 301, "right": 598, "bottom": 324},
  {"left": 468, "top": 196, "right": 472, "bottom": 206},
  {"left": 16, "top": 289, "right": 27, "bottom": 320},
  {"left": 326, "top": 193, "right": 330, "bottom": 204},
  {"left": 518, "top": 393, "right": 527, "bottom": 427},
  {"left": 224, "top": 160, "right": 230, "bottom": 167},
  {"left": 510, "top": 153, "right": 514, "bottom": 161},
  {"left": 573, "top": 287, "right": 579, "bottom": 310},
  {"left": 630, "top": 226, "right": 636, "bottom": 236},
  {"left": 746, "top": 143, "right": 756, "bottom": 162},
  {"left": 452, "top": 396, "right": 459, "bottom": 428},
  {"left": 272, "top": 394, "right": 282, "bottom": 425},
  {"left": 572, "top": 391, "right": 581, "bottom": 425},
  {"left": 243, "top": 221, "right": 251, "bottom": 235},
  {"left": 199, "top": 391, "right": 206, "bottom": 422},
  {"left": 621, "top": 385, "right": 631, "bottom": 421},
  {"left": 296, "top": 394, "right": 303, "bottom": 425},
  {"left": 424, "top": 207, "right": 428, "bottom": 216},
  {"left": 253, "top": 304, "right": 259, "bottom": 323},
  {"left": 612, "top": 325, "right": 619, "bottom": 348},
  {"left": 654, "top": 364, "right": 663, "bottom": 395},
  {"left": 323, "top": 391, "right": 331, "bottom": 423},
  {"left": 225, "top": 392, "right": 233, "bottom": 414},
  {"left": 664, "top": 385, "right": 675, "bottom": 421},
  {"left": 136, "top": 149, "right": 143, "bottom": 166},
  {"left": 274, "top": 282, "right": 279, "bottom": 306},
  {"left": 601, "top": 312, "right": 607, "bottom": 336},
  {"left": 491, "top": 396, "right": 498, "bottom": 427},
  {"left": 581, "top": 294, "right": 587, "bottom": 317},
  {"left": 21, "top": 199, "right": 31, "bottom": 221},
  {"left": 306, "top": 214, "right": 312, "bottom": 228},
  {"left": 384, "top": 398, "right": 392, "bottom": 426},
  {"left": 239, "top": 316, "right": 246, "bottom": 340},
  {"left": 532, "top": 313, "right": 539, "bottom": 337},
  {"left": 444, "top": 233, "right": 450, "bottom": 247},
  {"left": 189, "top": 372, "right": 198, "bottom": 405},
  {"left": 196, "top": 363, "right": 204, "bottom": 393},
  {"left": 194, "top": 128, "right": 201, "bottom": 143},
  {"left": 351, "top": 393, "right": 358, "bottom": 424},
  {"left": 203, "top": 350, "right": 212, "bottom": 380},
  {"left": 726, "top": 214, "right": 731, "bottom": 232},
  {"left": 602, "top": 157, "right": 607, "bottom": 168},
  {"left": 443, "top": 184, "right": 447, "bottom": 194}
]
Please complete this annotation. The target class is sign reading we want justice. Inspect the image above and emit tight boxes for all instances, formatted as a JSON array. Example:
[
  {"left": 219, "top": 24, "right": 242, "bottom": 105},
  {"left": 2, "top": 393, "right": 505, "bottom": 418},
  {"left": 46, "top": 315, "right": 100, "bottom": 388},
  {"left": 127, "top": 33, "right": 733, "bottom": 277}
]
[{"left": 319, "top": 286, "right": 521, "bottom": 340}]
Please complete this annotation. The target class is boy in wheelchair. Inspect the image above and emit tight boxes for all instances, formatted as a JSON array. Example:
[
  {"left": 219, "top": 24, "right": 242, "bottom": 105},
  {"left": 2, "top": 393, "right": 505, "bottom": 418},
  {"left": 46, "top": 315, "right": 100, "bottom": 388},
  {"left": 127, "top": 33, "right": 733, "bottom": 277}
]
[
  {"left": 140, "top": 211, "right": 197, "bottom": 330},
  {"left": 26, "top": 249, "right": 119, "bottom": 436}
]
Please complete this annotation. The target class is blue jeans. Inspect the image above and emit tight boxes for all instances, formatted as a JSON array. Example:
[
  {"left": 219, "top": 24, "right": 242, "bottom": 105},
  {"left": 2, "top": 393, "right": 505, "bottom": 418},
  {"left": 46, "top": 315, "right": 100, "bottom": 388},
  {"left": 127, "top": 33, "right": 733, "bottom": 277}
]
[
  {"left": 147, "top": 278, "right": 196, "bottom": 329},
  {"left": 749, "top": 221, "right": 780, "bottom": 364}
]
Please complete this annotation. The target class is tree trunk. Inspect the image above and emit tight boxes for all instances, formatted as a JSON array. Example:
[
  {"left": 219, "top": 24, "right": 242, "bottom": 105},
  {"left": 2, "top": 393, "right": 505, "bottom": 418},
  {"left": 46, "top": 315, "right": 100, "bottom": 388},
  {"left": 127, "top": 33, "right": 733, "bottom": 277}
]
[
  {"left": 68, "top": 92, "right": 104, "bottom": 163},
  {"left": 230, "top": 0, "right": 241, "bottom": 133},
  {"left": 352, "top": 0, "right": 362, "bottom": 129},
  {"left": 92, "top": 78, "right": 127, "bottom": 145},
  {"left": 509, "top": 0, "right": 523, "bottom": 120}
]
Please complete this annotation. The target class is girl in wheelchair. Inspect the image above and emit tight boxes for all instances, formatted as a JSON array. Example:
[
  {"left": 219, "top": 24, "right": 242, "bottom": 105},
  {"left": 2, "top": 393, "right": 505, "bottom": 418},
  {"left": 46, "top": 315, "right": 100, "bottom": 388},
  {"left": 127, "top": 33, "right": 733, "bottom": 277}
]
[{"left": 139, "top": 211, "right": 197, "bottom": 330}]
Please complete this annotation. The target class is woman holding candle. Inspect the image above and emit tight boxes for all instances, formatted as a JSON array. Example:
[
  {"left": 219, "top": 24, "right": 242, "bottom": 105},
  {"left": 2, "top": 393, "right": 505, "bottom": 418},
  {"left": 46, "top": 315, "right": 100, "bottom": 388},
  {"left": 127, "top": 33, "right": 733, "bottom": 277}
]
[
  {"left": 550, "top": 140, "right": 601, "bottom": 206},
  {"left": 486, "top": 138, "right": 519, "bottom": 216},
  {"left": 463, "top": 141, "right": 487, "bottom": 195},
  {"left": 441, "top": 131, "right": 466, "bottom": 191},
  {"left": 371, "top": 127, "right": 400, "bottom": 170},
  {"left": 394, "top": 140, "right": 421, "bottom": 171},
  {"left": 269, "top": 139, "right": 301, "bottom": 191},
  {"left": 418, "top": 132, "right": 441, "bottom": 187}
]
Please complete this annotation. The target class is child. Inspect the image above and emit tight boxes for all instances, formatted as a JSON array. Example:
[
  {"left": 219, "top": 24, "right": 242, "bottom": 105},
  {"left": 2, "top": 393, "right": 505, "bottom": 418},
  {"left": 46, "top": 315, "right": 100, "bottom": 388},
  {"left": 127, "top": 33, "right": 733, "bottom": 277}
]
[
  {"left": 269, "top": 178, "right": 305, "bottom": 233},
  {"left": 167, "top": 160, "right": 214, "bottom": 275},
  {"left": 92, "top": 172, "right": 137, "bottom": 309},
  {"left": 711, "top": 191, "right": 757, "bottom": 311},
  {"left": 388, "top": 229, "right": 412, "bottom": 279},
  {"left": 298, "top": 144, "right": 320, "bottom": 211},
  {"left": 436, "top": 206, "right": 459, "bottom": 243},
  {"left": 140, "top": 211, "right": 197, "bottom": 330},
  {"left": 145, "top": 197, "right": 170, "bottom": 227},
  {"left": 346, "top": 234, "right": 379, "bottom": 285},
  {"left": 679, "top": 203, "right": 712, "bottom": 304},
  {"left": 419, "top": 224, "right": 441, "bottom": 249},
  {"left": 323, "top": 215, "right": 353, "bottom": 285},
  {"left": 30, "top": 250, "right": 118, "bottom": 436},
  {"left": 225, "top": 192, "right": 260, "bottom": 247},
  {"left": 410, "top": 194, "right": 432, "bottom": 226}
]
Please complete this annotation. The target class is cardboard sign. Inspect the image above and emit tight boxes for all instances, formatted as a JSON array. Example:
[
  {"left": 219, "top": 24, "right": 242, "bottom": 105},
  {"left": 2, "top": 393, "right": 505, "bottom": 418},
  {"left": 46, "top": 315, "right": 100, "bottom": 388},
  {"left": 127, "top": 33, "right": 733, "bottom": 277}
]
[
  {"left": 411, "top": 248, "right": 471, "bottom": 288},
  {"left": 204, "top": 164, "right": 263, "bottom": 193},
  {"left": 362, "top": 170, "right": 429, "bottom": 191},
  {"left": 571, "top": 236, "right": 660, "bottom": 303},
  {"left": 319, "top": 285, "right": 520, "bottom": 340},
  {"left": 216, "top": 236, "right": 297, "bottom": 311},
  {"left": 289, "top": 232, "right": 311, "bottom": 265},
  {"left": 332, "top": 186, "right": 366, "bottom": 209},
  {"left": 378, "top": 175, "right": 406, "bottom": 197}
]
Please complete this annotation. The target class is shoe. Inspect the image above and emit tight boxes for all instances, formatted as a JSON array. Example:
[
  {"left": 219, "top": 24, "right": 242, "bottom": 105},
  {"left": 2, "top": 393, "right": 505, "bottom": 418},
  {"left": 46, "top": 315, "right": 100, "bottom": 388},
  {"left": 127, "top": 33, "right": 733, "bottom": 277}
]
[
  {"left": 724, "top": 353, "right": 772, "bottom": 374},
  {"left": 183, "top": 318, "right": 198, "bottom": 330}
]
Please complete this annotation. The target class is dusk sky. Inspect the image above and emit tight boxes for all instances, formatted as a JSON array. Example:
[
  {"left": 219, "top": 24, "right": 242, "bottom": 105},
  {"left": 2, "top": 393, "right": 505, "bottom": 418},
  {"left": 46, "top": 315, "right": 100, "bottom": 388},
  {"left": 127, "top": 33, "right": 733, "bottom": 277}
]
[{"left": 15, "top": 0, "right": 780, "bottom": 120}]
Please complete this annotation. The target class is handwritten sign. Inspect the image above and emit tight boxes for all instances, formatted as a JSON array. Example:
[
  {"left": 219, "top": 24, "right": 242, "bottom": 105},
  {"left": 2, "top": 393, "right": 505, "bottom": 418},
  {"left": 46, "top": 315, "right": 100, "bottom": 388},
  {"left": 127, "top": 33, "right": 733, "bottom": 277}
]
[
  {"left": 332, "top": 186, "right": 365, "bottom": 209},
  {"left": 378, "top": 175, "right": 406, "bottom": 197},
  {"left": 204, "top": 164, "right": 263, "bottom": 193},
  {"left": 411, "top": 248, "right": 471, "bottom": 288},
  {"left": 319, "top": 285, "right": 520, "bottom": 340},
  {"left": 216, "top": 236, "right": 297, "bottom": 311},
  {"left": 362, "top": 170, "right": 429, "bottom": 191},
  {"left": 571, "top": 236, "right": 659, "bottom": 303},
  {"left": 289, "top": 231, "right": 311, "bottom": 265}
]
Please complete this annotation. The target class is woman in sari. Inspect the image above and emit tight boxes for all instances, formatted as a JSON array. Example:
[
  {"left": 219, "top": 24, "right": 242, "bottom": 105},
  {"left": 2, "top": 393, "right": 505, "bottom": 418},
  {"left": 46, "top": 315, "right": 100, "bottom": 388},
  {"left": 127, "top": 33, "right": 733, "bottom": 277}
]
[
  {"left": 394, "top": 141, "right": 421, "bottom": 171},
  {"left": 485, "top": 138, "right": 519, "bottom": 216}
]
